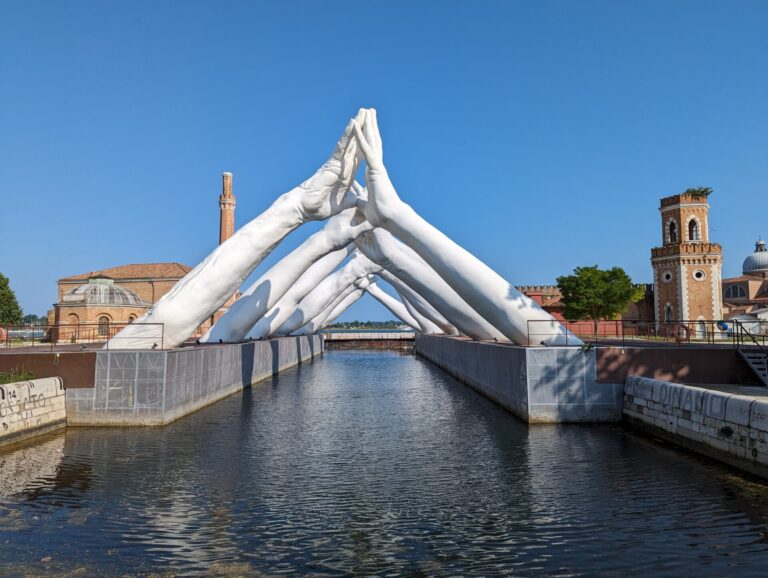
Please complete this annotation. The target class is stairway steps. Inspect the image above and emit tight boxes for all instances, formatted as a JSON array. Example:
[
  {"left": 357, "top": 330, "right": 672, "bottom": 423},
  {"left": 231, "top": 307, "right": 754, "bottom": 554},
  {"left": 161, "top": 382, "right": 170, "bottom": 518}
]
[{"left": 738, "top": 349, "right": 768, "bottom": 387}]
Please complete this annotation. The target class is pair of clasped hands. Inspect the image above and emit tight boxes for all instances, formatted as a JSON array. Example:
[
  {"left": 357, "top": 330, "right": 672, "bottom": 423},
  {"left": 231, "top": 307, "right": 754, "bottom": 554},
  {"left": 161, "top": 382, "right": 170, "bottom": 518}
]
[{"left": 297, "top": 108, "right": 402, "bottom": 231}]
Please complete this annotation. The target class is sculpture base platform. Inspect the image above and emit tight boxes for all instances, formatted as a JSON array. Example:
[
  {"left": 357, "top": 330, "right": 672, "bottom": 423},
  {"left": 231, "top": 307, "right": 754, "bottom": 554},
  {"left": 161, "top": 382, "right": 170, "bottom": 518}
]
[
  {"left": 66, "top": 335, "right": 323, "bottom": 426},
  {"left": 415, "top": 335, "right": 622, "bottom": 423}
]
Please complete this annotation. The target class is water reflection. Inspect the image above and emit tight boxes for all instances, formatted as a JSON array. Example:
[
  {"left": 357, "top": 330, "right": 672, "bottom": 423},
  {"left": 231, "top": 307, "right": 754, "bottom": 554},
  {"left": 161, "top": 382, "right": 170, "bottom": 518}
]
[
  {"left": 0, "top": 434, "right": 65, "bottom": 499},
  {"left": 1, "top": 350, "right": 768, "bottom": 576}
]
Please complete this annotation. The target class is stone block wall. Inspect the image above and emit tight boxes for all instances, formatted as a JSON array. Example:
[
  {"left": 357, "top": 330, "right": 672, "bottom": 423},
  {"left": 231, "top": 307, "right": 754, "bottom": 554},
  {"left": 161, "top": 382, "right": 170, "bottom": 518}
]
[
  {"left": 0, "top": 377, "right": 66, "bottom": 447},
  {"left": 624, "top": 376, "right": 768, "bottom": 478}
]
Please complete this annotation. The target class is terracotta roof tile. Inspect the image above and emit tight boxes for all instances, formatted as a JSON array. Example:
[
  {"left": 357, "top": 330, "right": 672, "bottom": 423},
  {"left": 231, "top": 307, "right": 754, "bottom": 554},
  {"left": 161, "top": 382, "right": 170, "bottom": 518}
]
[
  {"left": 60, "top": 263, "right": 192, "bottom": 282},
  {"left": 723, "top": 274, "right": 764, "bottom": 283}
]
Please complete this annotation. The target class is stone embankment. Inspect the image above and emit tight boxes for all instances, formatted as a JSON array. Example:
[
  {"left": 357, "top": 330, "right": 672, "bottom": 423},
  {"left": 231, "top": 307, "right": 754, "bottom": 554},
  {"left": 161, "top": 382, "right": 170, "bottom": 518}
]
[
  {"left": 0, "top": 377, "right": 66, "bottom": 447},
  {"left": 624, "top": 375, "right": 768, "bottom": 478}
]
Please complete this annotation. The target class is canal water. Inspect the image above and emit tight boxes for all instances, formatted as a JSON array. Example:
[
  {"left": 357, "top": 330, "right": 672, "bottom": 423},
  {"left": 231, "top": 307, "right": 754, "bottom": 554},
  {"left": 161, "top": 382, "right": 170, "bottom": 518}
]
[{"left": 3, "top": 350, "right": 768, "bottom": 576}]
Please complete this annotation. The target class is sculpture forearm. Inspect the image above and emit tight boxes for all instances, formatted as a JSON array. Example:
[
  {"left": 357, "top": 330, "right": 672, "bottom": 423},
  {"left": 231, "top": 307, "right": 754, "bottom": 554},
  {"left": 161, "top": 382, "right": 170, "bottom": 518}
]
[
  {"left": 377, "top": 270, "right": 457, "bottom": 335},
  {"left": 203, "top": 208, "right": 370, "bottom": 343},
  {"left": 275, "top": 253, "right": 380, "bottom": 336},
  {"left": 356, "top": 229, "right": 504, "bottom": 341},
  {"left": 245, "top": 245, "right": 354, "bottom": 340},
  {"left": 365, "top": 282, "right": 421, "bottom": 332},
  {"left": 107, "top": 190, "right": 308, "bottom": 349}
]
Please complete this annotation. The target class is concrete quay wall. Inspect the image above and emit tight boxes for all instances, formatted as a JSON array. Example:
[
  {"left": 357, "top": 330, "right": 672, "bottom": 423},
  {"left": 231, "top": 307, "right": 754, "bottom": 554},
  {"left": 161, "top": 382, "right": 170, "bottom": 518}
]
[
  {"left": 624, "top": 376, "right": 768, "bottom": 479},
  {"left": 0, "top": 377, "right": 67, "bottom": 448},
  {"left": 414, "top": 335, "right": 622, "bottom": 423},
  {"left": 67, "top": 335, "right": 323, "bottom": 426}
]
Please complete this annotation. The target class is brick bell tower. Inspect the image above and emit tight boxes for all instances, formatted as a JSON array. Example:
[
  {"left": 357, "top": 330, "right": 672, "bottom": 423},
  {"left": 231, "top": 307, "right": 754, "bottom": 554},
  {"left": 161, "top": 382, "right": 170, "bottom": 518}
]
[
  {"left": 651, "top": 191, "right": 723, "bottom": 323},
  {"left": 219, "top": 171, "right": 236, "bottom": 245}
]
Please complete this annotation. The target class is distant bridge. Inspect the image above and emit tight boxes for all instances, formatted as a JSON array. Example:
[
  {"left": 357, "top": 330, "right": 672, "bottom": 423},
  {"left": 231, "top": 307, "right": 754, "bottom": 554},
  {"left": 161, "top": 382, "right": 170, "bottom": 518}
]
[{"left": 322, "top": 331, "right": 415, "bottom": 349}]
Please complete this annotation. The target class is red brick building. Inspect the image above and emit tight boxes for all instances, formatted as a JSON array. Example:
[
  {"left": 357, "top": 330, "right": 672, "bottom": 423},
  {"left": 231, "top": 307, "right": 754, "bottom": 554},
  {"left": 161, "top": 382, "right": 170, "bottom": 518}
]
[{"left": 48, "top": 173, "right": 238, "bottom": 343}]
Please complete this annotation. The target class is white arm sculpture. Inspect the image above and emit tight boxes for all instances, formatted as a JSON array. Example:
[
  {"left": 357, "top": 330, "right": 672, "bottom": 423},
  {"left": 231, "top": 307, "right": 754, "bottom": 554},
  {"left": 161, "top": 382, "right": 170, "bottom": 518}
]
[
  {"left": 355, "top": 228, "right": 505, "bottom": 341},
  {"left": 202, "top": 207, "right": 371, "bottom": 343},
  {"left": 292, "top": 286, "right": 366, "bottom": 336},
  {"left": 274, "top": 252, "right": 381, "bottom": 336},
  {"left": 364, "top": 281, "right": 421, "bottom": 331},
  {"left": 354, "top": 109, "right": 579, "bottom": 346},
  {"left": 377, "top": 270, "right": 456, "bottom": 335},
  {"left": 245, "top": 244, "right": 354, "bottom": 340},
  {"left": 322, "top": 289, "right": 365, "bottom": 328},
  {"left": 108, "top": 109, "right": 365, "bottom": 350},
  {"left": 397, "top": 292, "right": 444, "bottom": 334},
  {"left": 292, "top": 275, "right": 372, "bottom": 336}
]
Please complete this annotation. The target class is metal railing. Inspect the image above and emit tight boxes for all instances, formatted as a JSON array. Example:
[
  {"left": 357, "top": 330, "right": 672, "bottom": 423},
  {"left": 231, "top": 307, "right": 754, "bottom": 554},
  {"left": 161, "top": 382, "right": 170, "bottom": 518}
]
[
  {"left": 732, "top": 319, "right": 768, "bottom": 358},
  {"left": 527, "top": 319, "right": 768, "bottom": 348},
  {"left": 0, "top": 322, "right": 164, "bottom": 351}
]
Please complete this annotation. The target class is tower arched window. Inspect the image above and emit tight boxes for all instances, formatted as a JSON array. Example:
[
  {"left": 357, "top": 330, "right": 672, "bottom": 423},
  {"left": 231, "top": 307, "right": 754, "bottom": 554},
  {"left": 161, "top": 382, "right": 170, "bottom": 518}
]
[
  {"left": 98, "top": 316, "right": 110, "bottom": 337},
  {"left": 669, "top": 221, "right": 678, "bottom": 243},
  {"left": 664, "top": 304, "right": 674, "bottom": 322},
  {"left": 688, "top": 219, "right": 700, "bottom": 241}
]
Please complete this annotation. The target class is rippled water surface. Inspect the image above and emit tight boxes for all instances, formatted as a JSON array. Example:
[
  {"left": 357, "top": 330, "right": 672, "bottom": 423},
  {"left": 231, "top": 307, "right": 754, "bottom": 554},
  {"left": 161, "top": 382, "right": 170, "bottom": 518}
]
[{"left": 4, "top": 350, "right": 768, "bottom": 576}]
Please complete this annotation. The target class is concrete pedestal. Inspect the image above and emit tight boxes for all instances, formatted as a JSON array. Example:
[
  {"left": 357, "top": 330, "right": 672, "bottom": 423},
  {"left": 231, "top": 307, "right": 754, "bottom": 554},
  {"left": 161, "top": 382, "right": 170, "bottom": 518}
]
[
  {"left": 415, "top": 335, "right": 622, "bottom": 423},
  {"left": 66, "top": 335, "right": 323, "bottom": 426}
]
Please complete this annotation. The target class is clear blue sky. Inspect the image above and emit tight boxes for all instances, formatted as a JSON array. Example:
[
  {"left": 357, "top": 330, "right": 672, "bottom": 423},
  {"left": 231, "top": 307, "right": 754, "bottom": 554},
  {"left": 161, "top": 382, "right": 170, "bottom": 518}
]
[{"left": 1, "top": 1, "right": 766, "bottom": 321}]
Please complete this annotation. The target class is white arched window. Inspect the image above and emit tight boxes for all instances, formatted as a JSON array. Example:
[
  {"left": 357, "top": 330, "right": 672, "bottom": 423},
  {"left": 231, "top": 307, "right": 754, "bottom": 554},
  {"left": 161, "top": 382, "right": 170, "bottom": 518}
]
[
  {"left": 668, "top": 221, "right": 678, "bottom": 243},
  {"left": 664, "top": 304, "right": 674, "bottom": 322},
  {"left": 98, "top": 316, "right": 110, "bottom": 337},
  {"left": 688, "top": 219, "right": 700, "bottom": 241}
]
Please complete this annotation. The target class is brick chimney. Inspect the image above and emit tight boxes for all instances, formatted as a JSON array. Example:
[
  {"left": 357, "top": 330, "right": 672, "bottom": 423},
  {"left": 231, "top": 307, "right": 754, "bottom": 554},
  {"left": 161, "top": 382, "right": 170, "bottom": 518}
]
[{"left": 219, "top": 172, "right": 236, "bottom": 245}]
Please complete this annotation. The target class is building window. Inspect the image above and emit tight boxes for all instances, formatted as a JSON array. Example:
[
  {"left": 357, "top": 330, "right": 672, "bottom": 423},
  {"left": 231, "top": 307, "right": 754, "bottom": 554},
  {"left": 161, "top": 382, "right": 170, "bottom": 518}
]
[
  {"left": 693, "top": 269, "right": 706, "bottom": 281},
  {"left": 98, "top": 316, "right": 110, "bottom": 337},
  {"left": 662, "top": 271, "right": 673, "bottom": 283},
  {"left": 688, "top": 219, "right": 700, "bottom": 241},
  {"left": 669, "top": 221, "right": 678, "bottom": 243},
  {"left": 664, "top": 304, "right": 674, "bottom": 322},
  {"left": 128, "top": 315, "right": 136, "bottom": 323},
  {"left": 724, "top": 285, "right": 747, "bottom": 300}
]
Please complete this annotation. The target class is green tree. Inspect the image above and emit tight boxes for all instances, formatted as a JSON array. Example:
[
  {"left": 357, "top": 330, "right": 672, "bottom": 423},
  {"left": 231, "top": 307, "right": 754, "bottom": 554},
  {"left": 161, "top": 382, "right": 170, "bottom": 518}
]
[
  {"left": 556, "top": 266, "right": 644, "bottom": 337},
  {"left": 22, "top": 313, "right": 46, "bottom": 325},
  {"left": 683, "top": 186, "right": 712, "bottom": 199},
  {"left": 0, "top": 273, "right": 23, "bottom": 325}
]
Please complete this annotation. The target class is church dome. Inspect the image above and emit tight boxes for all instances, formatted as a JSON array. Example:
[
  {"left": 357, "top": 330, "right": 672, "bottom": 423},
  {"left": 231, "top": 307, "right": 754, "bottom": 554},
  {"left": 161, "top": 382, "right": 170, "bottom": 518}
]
[
  {"left": 62, "top": 278, "right": 148, "bottom": 306},
  {"left": 743, "top": 238, "right": 768, "bottom": 274}
]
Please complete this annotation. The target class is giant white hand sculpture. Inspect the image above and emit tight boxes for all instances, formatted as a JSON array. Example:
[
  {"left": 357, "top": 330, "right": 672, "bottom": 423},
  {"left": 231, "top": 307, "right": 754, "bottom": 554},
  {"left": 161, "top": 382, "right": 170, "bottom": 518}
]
[
  {"left": 274, "top": 252, "right": 382, "bottom": 336},
  {"left": 354, "top": 109, "right": 579, "bottom": 346},
  {"left": 203, "top": 207, "right": 372, "bottom": 343},
  {"left": 364, "top": 282, "right": 421, "bottom": 332},
  {"left": 355, "top": 228, "right": 505, "bottom": 341},
  {"left": 108, "top": 109, "right": 365, "bottom": 350},
  {"left": 377, "top": 270, "right": 457, "bottom": 335}
]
